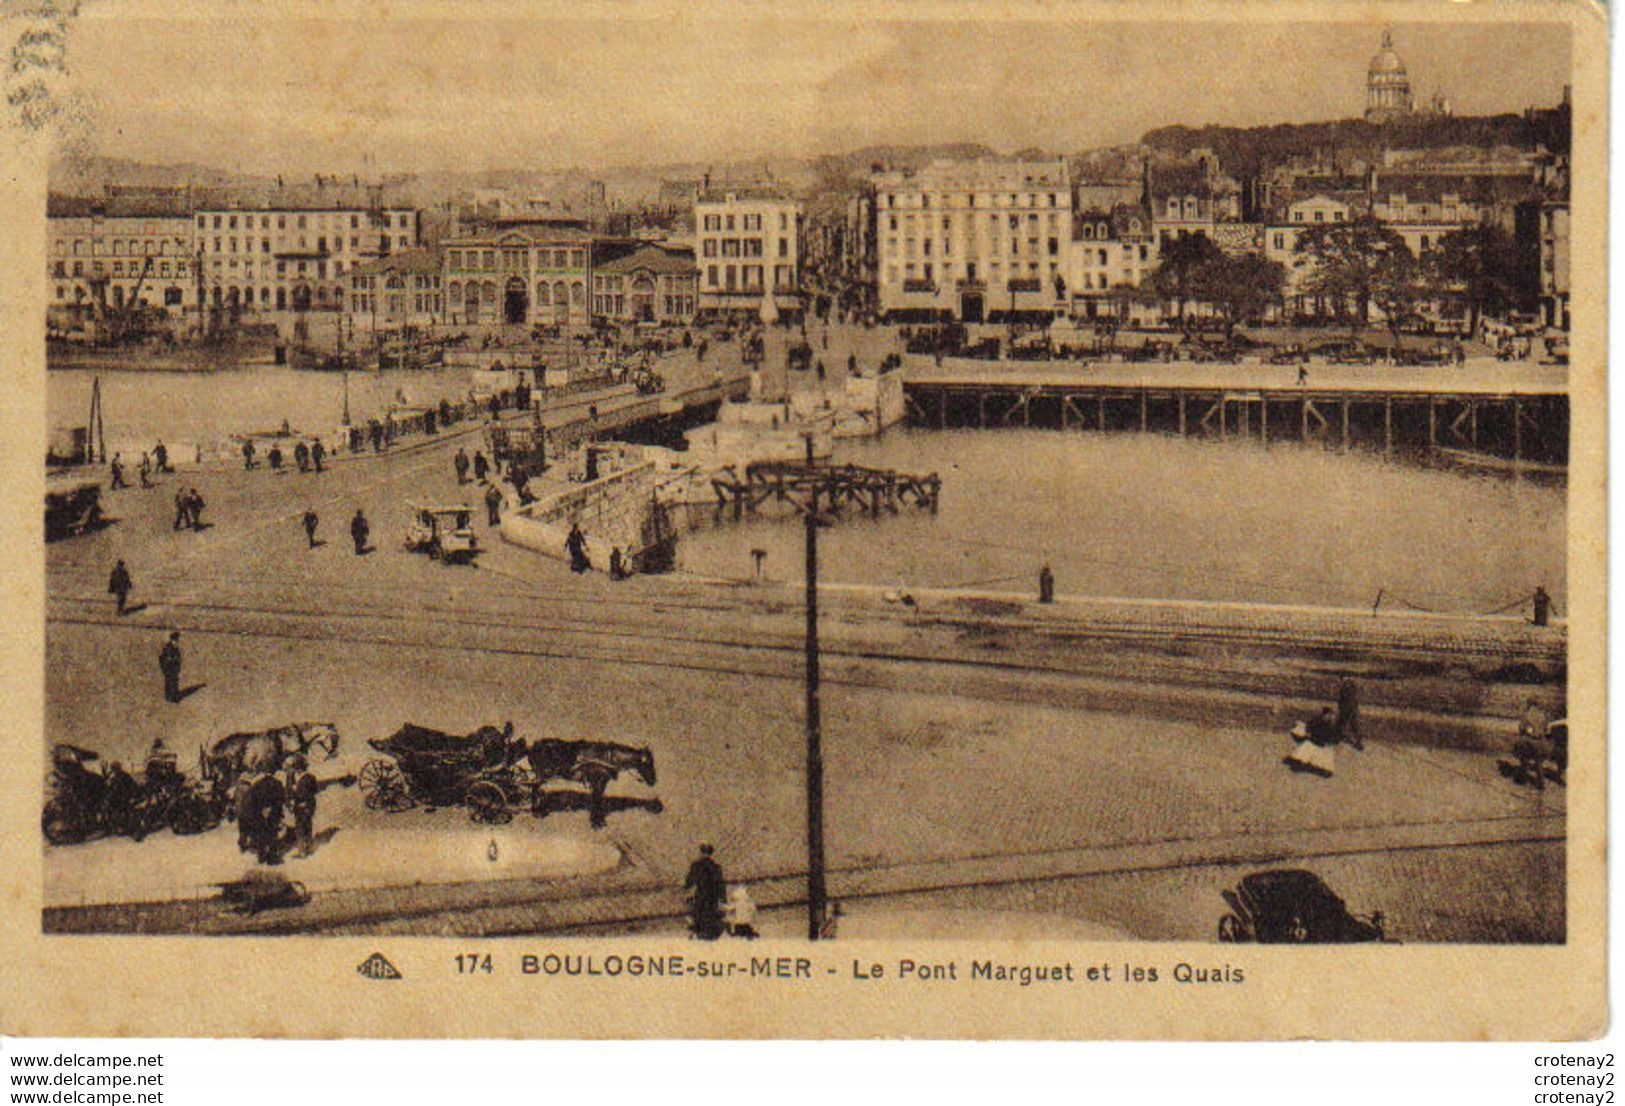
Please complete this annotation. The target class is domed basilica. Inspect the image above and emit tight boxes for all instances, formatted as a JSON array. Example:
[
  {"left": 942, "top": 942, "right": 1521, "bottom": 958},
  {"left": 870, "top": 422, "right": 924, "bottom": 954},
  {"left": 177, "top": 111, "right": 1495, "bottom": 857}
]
[{"left": 1364, "top": 29, "right": 1415, "bottom": 123}]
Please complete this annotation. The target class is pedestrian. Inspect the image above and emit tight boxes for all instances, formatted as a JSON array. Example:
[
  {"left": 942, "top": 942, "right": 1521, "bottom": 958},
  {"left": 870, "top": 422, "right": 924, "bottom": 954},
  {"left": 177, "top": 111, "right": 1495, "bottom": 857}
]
[
  {"left": 351, "top": 508, "right": 370, "bottom": 555},
  {"left": 369, "top": 422, "right": 383, "bottom": 453},
  {"left": 108, "top": 559, "right": 132, "bottom": 615},
  {"left": 172, "top": 487, "right": 190, "bottom": 531},
  {"left": 484, "top": 482, "right": 503, "bottom": 527},
  {"left": 724, "top": 883, "right": 760, "bottom": 940},
  {"left": 242, "top": 439, "right": 257, "bottom": 470},
  {"left": 233, "top": 771, "right": 257, "bottom": 854},
  {"left": 684, "top": 843, "right": 726, "bottom": 941},
  {"left": 473, "top": 451, "right": 489, "bottom": 483},
  {"left": 1336, "top": 677, "right": 1362, "bottom": 750},
  {"left": 1532, "top": 585, "right": 1553, "bottom": 627},
  {"left": 185, "top": 487, "right": 205, "bottom": 529},
  {"left": 454, "top": 447, "right": 470, "bottom": 484},
  {"left": 1284, "top": 707, "right": 1341, "bottom": 778},
  {"left": 1297, "top": 364, "right": 1308, "bottom": 386},
  {"left": 815, "top": 359, "right": 826, "bottom": 382},
  {"left": 267, "top": 444, "right": 283, "bottom": 471},
  {"left": 286, "top": 754, "right": 319, "bottom": 858},
  {"left": 294, "top": 440, "right": 310, "bottom": 472},
  {"left": 608, "top": 547, "right": 629, "bottom": 580},
  {"left": 565, "top": 522, "right": 591, "bottom": 573},
  {"left": 153, "top": 440, "right": 170, "bottom": 473},
  {"left": 248, "top": 769, "right": 286, "bottom": 864},
  {"left": 302, "top": 507, "right": 319, "bottom": 548},
  {"left": 1513, "top": 696, "right": 1555, "bottom": 789},
  {"left": 847, "top": 352, "right": 857, "bottom": 376},
  {"left": 311, "top": 438, "right": 325, "bottom": 472},
  {"left": 109, "top": 452, "right": 129, "bottom": 489},
  {"left": 138, "top": 452, "right": 154, "bottom": 488},
  {"left": 1038, "top": 563, "right": 1055, "bottom": 604},
  {"left": 158, "top": 631, "right": 182, "bottom": 703}
]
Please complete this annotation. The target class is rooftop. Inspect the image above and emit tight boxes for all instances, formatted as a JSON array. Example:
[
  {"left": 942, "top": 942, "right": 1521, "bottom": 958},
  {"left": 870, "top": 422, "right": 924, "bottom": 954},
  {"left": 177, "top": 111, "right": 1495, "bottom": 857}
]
[
  {"left": 352, "top": 248, "right": 444, "bottom": 276},
  {"left": 594, "top": 243, "right": 696, "bottom": 276}
]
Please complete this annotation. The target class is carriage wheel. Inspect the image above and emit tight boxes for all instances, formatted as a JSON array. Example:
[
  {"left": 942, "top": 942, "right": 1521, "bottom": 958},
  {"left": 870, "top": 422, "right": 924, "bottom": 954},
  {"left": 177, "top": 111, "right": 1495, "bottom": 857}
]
[
  {"left": 42, "top": 798, "right": 87, "bottom": 846},
  {"left": 1217, "top": 913, "right": 1246, "bottom": 943},
  {"left": 466, "top": 781, "right": 512, "bottom": 824},
  {"left": 359, "top": 759, "right": 414, "bottom": 812},
  {"left": 1286, "top": 914, "right": 1311, "bottom": 943}
]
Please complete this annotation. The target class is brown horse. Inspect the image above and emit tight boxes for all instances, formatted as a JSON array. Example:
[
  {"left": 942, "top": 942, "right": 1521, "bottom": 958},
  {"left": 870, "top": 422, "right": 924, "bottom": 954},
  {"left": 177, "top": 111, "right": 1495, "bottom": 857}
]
[
  {"left": 201, "top": 722, "right": 340, "bottom": 797},
  {"left": 525, "top": 740, "right": 657, "bottom": 828}
]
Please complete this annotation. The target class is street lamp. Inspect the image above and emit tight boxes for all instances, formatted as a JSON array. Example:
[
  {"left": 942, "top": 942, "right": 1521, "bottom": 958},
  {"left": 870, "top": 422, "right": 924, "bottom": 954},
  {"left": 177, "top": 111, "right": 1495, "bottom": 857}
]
[{"left": 801, "top": 433, "right": 828, "bottom": 940}]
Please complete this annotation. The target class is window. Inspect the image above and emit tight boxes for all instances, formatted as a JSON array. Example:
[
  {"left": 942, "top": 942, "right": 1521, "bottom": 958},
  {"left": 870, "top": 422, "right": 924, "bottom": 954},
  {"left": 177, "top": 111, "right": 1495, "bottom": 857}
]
[
  {"left": 707, "top": 264, "right": 718, "bottom": 288},
  {"left": 1314, "top": 211, "right": 1324, "bottom": 223},
  {"left": 704, "top": 240, "right": 717, "bottom": 258},
  {"left": 197, "top": 216, "right": 206, "bottom": 228},
  {"left": 1049, "top": 238, "right": 1060, "bottom": 257},
  {"left": 1273, "top": 233, "right": 1285, "bottom": 250},
  {"left": 213, "top": 216, "right": 221, "bottom": 229},
  {"left": 778, "top": 238, "right": 788, "bottom": 258},
  {"left": 229, "top": 215, "right": 238, "bottom": 229},
  {"left": 298, "top": 215, "right": 307, "bottom": 229}
]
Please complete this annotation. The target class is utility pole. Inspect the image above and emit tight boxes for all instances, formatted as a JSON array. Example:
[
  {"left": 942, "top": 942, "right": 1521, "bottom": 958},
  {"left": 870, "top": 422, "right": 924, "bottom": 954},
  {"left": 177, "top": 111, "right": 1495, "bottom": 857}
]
[{"left": 802, "top": 433, "right": 828, "bottom": 939}]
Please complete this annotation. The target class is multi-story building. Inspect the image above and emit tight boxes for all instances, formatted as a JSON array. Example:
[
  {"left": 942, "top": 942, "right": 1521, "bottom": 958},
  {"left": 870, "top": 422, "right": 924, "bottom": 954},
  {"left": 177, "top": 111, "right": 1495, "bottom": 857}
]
[
  {"left": 348, "top": 248, "right": 445, "bottom": 331},
  {"left": 1145, "top": 154, "right": 1242, "bottom": 248},
  {"left": 191, "top": 205, "right": 418, "bottom": 313},
  {"left": 441, "top": 226, "right": 591, "bottom": 326},
  {"left": 47, "top": 195, "right": 197, "bottom": 318},
  {"left": 1364, "top": 30, "right": 1415, "bottom": 123},
  {"left": 872, "top": 159, "right": 1071, "bottom": 322},
  {"left": 693, "top": 187, "right": 803, "bottom": 318},
  {"left": 590, "top": 243, "right": 698, "bottom": 324},
  {"left": 1064, "top": 203, "right": 1157, "bottom": 320}
]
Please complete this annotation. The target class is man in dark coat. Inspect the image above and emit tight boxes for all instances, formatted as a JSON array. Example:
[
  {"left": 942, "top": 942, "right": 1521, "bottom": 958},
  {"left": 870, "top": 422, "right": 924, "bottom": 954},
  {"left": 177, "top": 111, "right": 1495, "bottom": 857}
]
[
  {"left": 565, "top": 523, "right": 591, "bottom": 573},
  {"left": 350, "top": 508, "right": 370, "bottom": 555},
  {"left": 684, "top": 843, "right": 726, "bottom": 941},
  {"left": 267, "top": 444, "right": 283, "bottom": 471},
  {"left": 454, "top": 448, "right": 470, "bottom": 484},
  {"left": 311, "top": 438, "right": 325, "bottom": 472},
  {"left": 109, "top": 453, "right": 129, "bottom": 489},
  {"left": 247, "top": 771, "right": 286, "bottom": 864},
  {"left": 285, "top": 754, "right": 319, "bottom": 858},
  {"left": 153, "top": 440, "right": 170, "bottom": 473},
  {"left": 302, "top": 507, "right": 319, "bottom": 548},
  {"left": 242, "top": 439, "right": 257, "bottom": 469},
  {"left": 185, "top": 487, "right": 205, "bottom": 529},
  {"left": 232, "top": 773, "right": 257, "bottom": 854},
  {"left": 473, "top": 451, "right": 489, "bottom": 483},
  {"left": 484, "top": 482, "right": 503, "bottom": 527},
  {"left": 173, "top": 488, "right": 190, "bottom": 531},
  {"left": 159, "top": 631, "right": 182, "bottom": 703},
  {"left": 294, "top": 441, "right": 310, "bottom": 472},
  {"left": 108, "top": 559, "right": 133, "bottom": 615}
]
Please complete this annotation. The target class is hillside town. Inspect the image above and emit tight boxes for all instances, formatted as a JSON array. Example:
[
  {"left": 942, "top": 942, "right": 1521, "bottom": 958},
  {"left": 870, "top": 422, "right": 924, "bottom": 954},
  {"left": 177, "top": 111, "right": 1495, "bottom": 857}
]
[{"left": 47, "top": 32, "right": 1570, "bottom": 358}]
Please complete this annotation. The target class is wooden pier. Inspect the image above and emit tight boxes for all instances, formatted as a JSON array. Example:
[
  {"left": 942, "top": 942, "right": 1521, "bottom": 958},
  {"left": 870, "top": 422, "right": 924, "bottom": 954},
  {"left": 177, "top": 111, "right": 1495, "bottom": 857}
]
[
  {"left": 902, "top": 362, "right": 1570, "bottom": 466},
  {"left": 711, "top": 461, "right": 942, "bottom": 521}
]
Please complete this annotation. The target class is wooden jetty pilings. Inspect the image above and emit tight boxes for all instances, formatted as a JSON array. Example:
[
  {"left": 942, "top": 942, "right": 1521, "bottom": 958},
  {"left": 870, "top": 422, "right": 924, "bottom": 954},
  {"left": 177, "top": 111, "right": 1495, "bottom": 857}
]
[
  {"left": 711, "top": 461, "right": 942, "bottom": 521},
  {"left": 902, "top": 366, "right": 1569, "bottom": 466}
]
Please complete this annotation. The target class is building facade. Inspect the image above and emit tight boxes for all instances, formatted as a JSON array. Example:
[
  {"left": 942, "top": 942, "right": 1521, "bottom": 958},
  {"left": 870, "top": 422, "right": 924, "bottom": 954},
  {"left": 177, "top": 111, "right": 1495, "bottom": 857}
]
[
  {"left": 192, "top": 205, "right": 419, "bottom": 313},
  {"left": 349, "top": 248, "right": 444, "bottom": 331},
  {"left": 48, "top": 197, "right": 197, "bottom": 318},
  {"left": 693, "top": 188, "right": 803, "bottom": 317},
  {"left": 442, "top": 227, "right": 591, "bottom": 326},
  {"left": 1540, "top": 200, "right": 1569, "bottom": 331},
  {"left": 872, "top": 159, "right": 1072, "bottom": 322},
  {"left": 591, "top": 243, "right": 698, "bottom": 324},
  {"left": 1064, "top": 203, "right": 1157, "bottom": 320}
]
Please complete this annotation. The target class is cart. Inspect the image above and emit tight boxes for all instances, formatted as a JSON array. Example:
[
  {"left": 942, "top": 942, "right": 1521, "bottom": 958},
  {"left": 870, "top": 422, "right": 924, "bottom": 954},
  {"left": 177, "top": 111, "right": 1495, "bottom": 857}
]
[{"left": 358, "top": 723, "right": 532, "bottom": 823}]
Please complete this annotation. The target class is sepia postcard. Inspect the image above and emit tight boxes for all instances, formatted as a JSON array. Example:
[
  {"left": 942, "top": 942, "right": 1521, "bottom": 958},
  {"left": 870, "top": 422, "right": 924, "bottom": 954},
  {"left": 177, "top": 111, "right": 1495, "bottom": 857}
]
[{"left": 0, "top": 0, "right": 1606, "bottom": 1040}]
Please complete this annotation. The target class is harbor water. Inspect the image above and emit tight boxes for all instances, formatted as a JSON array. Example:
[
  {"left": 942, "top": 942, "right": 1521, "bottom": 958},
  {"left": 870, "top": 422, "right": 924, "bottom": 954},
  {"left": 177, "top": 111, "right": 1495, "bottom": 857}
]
[{"left": 674, "top": 428, "right": 1566, "bottom": 614}]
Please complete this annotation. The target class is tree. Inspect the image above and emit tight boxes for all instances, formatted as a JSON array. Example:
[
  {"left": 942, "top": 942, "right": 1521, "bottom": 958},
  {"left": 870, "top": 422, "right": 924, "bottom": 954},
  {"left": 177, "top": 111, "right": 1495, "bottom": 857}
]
[
  {"left": 1368, "top": 247, "right": 1429, "bottom": 347},
  {"left": 1293, "top": 216, "right": 1414, "bottom": 332},
  {"left": 1150, "top": 233, "right": 1225, "bottom": 323},
  {"left": 1190, "top": 253, "right": 1286, "bottom": 338},
  {"left": 1424, "top": 224, "right": 1527, "bottom": 333}
]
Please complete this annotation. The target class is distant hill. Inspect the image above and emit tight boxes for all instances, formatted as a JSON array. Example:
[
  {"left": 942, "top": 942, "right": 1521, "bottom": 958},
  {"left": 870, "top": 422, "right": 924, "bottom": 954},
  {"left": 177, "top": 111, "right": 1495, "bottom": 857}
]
[{"left": 1141, "top": 108, "right": 1569, "bottom": 176}]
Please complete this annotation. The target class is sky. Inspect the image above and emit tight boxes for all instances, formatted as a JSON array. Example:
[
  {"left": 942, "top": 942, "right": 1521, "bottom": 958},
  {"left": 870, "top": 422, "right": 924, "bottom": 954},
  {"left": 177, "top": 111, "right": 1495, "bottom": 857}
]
[{"left": 59, "top": 3, "right": 1574, "bottom": 175}]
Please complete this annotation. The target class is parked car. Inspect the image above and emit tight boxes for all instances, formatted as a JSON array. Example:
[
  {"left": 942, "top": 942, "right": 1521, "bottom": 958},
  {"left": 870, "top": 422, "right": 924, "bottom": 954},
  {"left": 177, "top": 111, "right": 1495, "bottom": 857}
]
[
  {"left": 1218, "top": 869, "right": 1387, "bottom": 943},
  {"left": 1306, "top": 339, "right": 1376, "bottom": 364}
]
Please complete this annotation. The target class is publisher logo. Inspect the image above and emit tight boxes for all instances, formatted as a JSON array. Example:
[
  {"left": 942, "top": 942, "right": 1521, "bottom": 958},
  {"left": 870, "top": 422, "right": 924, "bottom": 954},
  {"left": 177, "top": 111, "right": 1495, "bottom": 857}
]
[{"left": 356, "top": 952, "right": 402, "bottom": 980}]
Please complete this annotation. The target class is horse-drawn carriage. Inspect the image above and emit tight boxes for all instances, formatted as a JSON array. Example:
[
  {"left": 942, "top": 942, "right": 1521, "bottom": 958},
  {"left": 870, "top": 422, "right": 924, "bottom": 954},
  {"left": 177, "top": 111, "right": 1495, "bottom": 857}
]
[
  {"left": 359, "top": 722, "right": 661, "bottom": 828},
  {"left": 43, "top": 742, "right": 221, "bottom": 845}
]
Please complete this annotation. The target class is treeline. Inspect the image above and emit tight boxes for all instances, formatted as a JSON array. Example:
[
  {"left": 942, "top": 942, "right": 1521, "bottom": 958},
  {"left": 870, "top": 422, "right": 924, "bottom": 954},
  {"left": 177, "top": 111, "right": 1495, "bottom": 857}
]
[{"left": 1141, "top": 109, "right": 1570, "bottom": 174}]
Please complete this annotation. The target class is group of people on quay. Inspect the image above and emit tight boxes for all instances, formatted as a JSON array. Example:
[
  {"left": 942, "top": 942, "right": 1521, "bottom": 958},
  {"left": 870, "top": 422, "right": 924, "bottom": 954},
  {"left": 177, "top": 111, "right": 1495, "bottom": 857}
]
[
  {"left": 231, "top": 753, "right": 323, "bottom": 865},
  {"left": 242, "top": 433, "right": 326, "bottom": 474}
]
